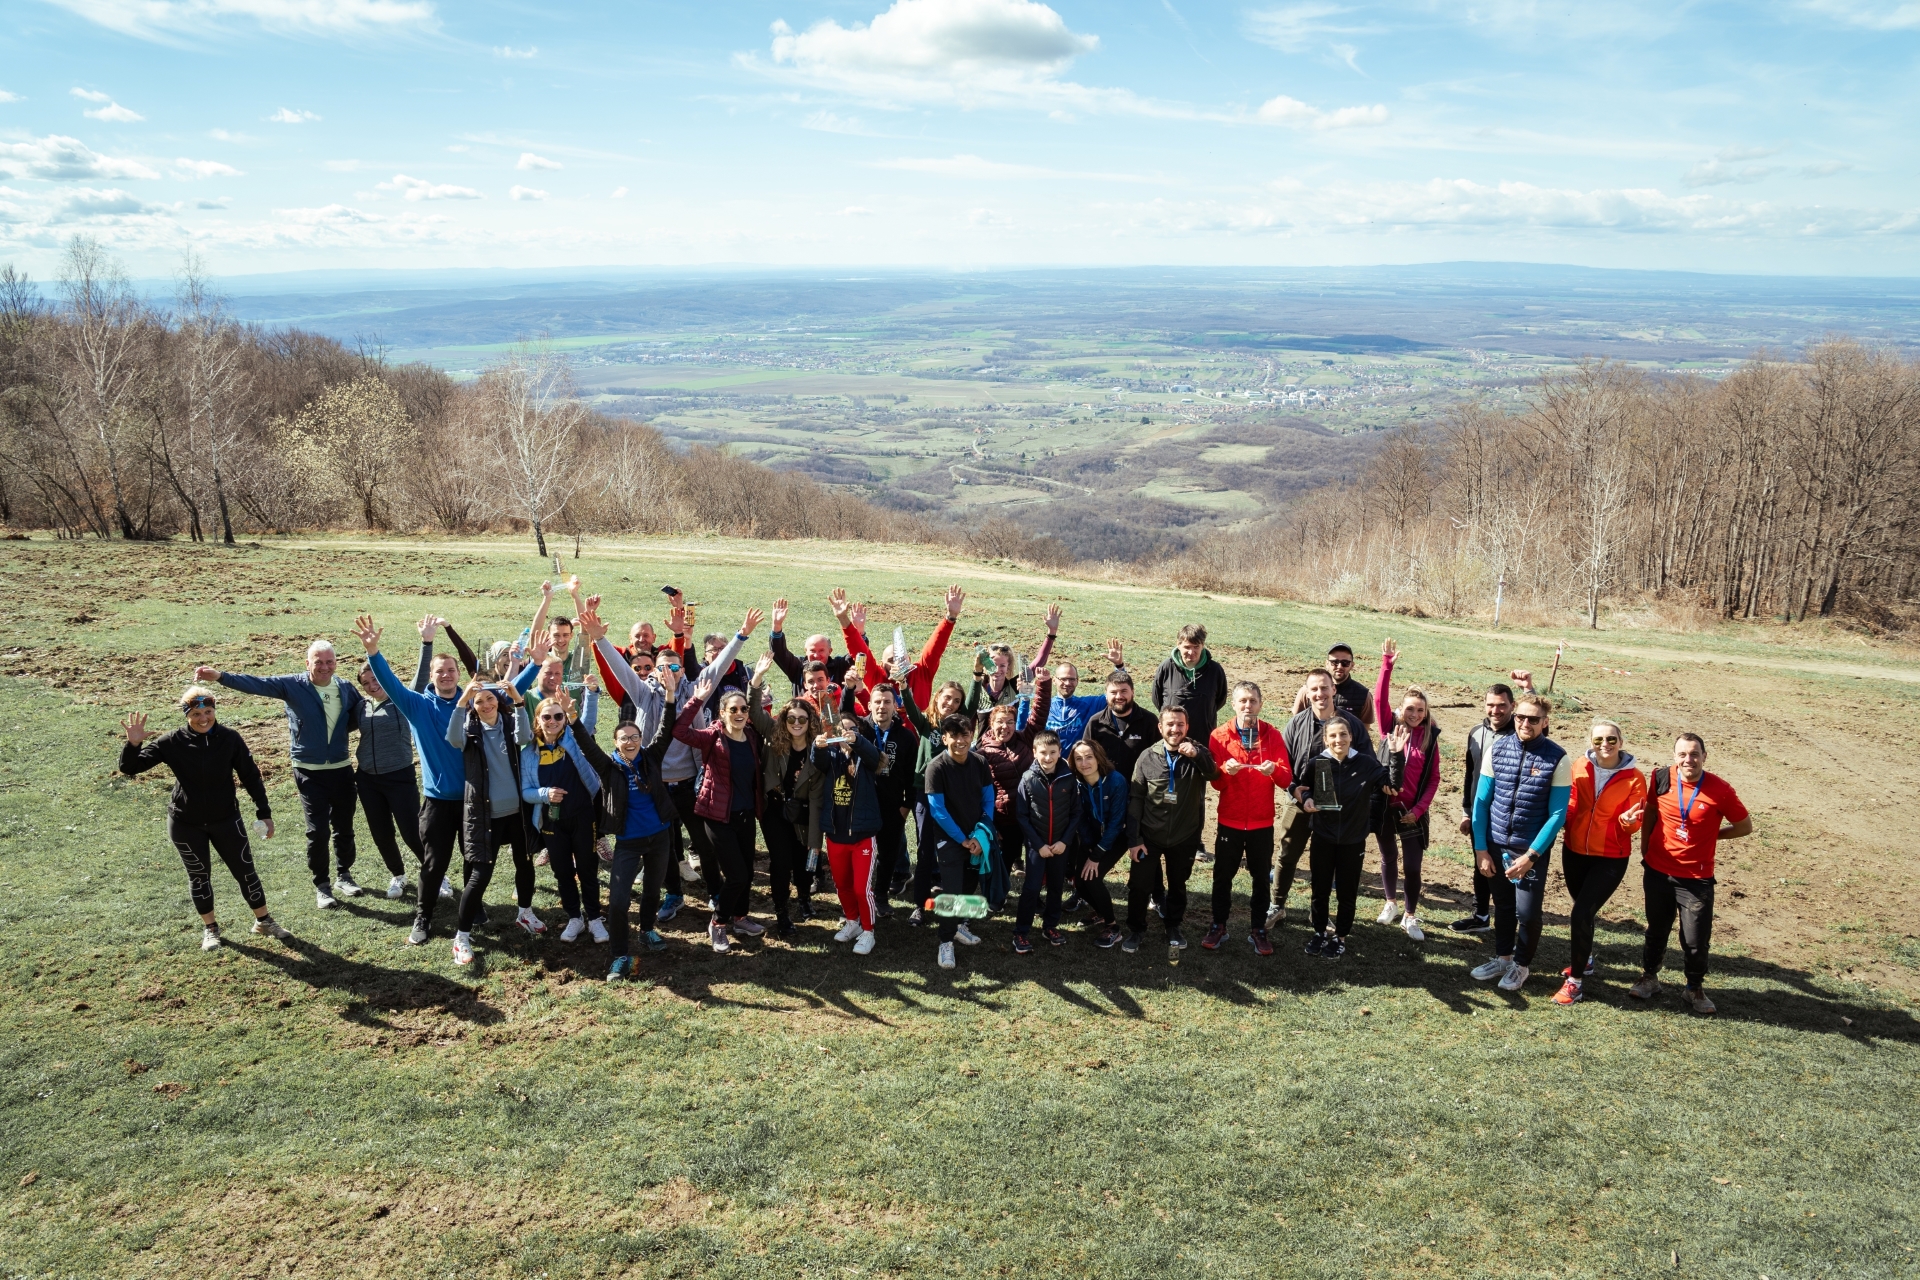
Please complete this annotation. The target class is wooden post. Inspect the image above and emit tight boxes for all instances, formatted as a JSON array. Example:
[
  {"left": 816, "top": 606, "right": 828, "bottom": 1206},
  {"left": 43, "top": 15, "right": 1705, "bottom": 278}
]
[{"left": 1547, "top": 642, "right": 1564, "bottom": 693}]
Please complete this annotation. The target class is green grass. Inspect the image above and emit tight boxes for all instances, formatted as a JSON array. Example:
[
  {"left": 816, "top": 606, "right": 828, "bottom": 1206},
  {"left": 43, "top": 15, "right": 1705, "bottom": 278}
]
[{"left": 1, "top": 535, "right": 1917, "bottom": 1278}]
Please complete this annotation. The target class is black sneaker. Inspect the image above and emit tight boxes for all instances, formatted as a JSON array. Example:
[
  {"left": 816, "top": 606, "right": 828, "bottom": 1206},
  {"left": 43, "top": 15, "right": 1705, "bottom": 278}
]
[
  {"left": 1304, "top": 932, "right": 1326, "bottom": 956},
  {"left": 875, "top": 902, "right": 894, "bottom": 921},
  {"left": 794, "top": 898, "right": 814, "bottom": 922},
  {"left": 1449, "top": 914, "right": 1492, "bottom": 933},
  {"left": 1324, "top": 935, "right": 1347, "bottom": 959},
  {"left": 1121, "top": 931, "right": 1143, "bottom": 954},
  {"left": 1063, "top": 894, "right": 1086, "bottom": 915},
  {"left": 1095, "top": 924, "right": 1122, "bottom": 949},
  {"left": 774, "top": 918, "right": 796, "bottom": 939},
  {"left": 1012, "top": 932, "right": 1034, "bottom": 955},
  {"left": 1043, "top": 927, "right": 1065, "bottom": 947},
  {"left": 1167, "top": 927, "right": 1187, "bottom": 950}
]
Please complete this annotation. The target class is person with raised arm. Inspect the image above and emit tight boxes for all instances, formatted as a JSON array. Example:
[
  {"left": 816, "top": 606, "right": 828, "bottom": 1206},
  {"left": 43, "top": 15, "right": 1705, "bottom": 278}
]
[
  {"left": 520, "top": 686, "right": 609, "bottom": 947},
  {"left": 444, "top": 674, "right": 537, "bottom": 965},
  {"left": 1043, "top": 636, "right": 1127, "bottom": 746},
  {"left": 769, "top": 590, "right": 856, "bottom": 698},
  {"left": 353, "top": 658, "right": 425, "bottom": 901},
  {"left": 832, "top": 584, "right": 966, "bottom": 712},
  {"left": 527, "top": 576, "right": 593, "bottom": 691},
  {"left": 897, "top": 673, "right": 973, "bottom": 925},
  {"left": 1121, "top": 706, "right": 1218, "bottom": 956},
  {"left": 845, "top": 661, "right": 921, "bottom": 916},
  {"left": 354, "top": 613, "right": 526, "bottom": 943},
  {"left": 966, "top": 605, "right": 1058, "bottom": 716},
  {"left": 1554, "top": 719, "right": 1647, "bottom": 1006},
  {"left": 1468, "top": 693, "right": 1572, "bottom": 993},
  {"left": 1630, "top": 734, "right": 1751, "bottom": 1015},
  {"left": 594, "top": 668, "right": 680, "bottom": 979},
  {"left": 1151, "top": 624, "right": 1230, "bottom": 736},
  {"left": 671, "top": 608, "right": 769, "bottom": 952},
  {"left": 1205, "top": 681, "right": 1290, "bottom": 956},
  {"left": 922, "top": 711, "right": 997, "bottom": 971},
  {"left": 811, "top": 705, "right": 886, "bottom": 955},
  {"left": 1274, "top": 670, "right": 1373, "bottom": 930},
  {"left": 1069, "top": 739, "right": 1129, "bottom": 948},
  {"left": 1289, "top": 642, "right": 1377, "bottom": 730},
  {"left": 118, "top": 689, "right": 290, "bottom": 950},
  {"left": 1291, "top": 718, "right": 1398, "bottom": 959},
  {"left": 195, "top": 637, "right": 363, "bottom": 909},
  {"left": 747, "top": 652, "right": 826, "bottom": 935},
  {"left": 1373, "top": 639, "right": 1442, "bottom": 940}
]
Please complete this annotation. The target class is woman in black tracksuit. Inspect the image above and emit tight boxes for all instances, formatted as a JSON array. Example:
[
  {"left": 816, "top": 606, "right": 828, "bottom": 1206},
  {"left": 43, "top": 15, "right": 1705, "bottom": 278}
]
[
  {"left": 1292, "top": 717, "right": 1400, "bottom": 958},
  {"left": 1069, "top": 739, "right": 1129, "bottom": 949},
  {"left": 446, "top": 678, "right": 538, "bottom": 965},
  {"left": 118, "top": 687, "right": 290, "bottom": 949}
]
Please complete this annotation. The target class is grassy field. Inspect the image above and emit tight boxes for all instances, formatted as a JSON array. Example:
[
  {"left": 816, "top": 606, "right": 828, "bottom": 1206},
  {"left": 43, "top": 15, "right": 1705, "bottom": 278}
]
[{"left": 2, "top": 533, "right": 1916, "bottom": 1279}]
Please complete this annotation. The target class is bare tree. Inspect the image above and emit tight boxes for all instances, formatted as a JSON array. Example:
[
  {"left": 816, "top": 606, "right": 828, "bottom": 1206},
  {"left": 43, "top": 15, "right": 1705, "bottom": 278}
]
[
  {"left": 297, "top": 374, "right": 416, "bottom": 529},
  {"left": 483, "top": 346, "right": 588, "bottom": 556},
  {"left": 58, "top": 237, "right": 147, "bottom": 539}
]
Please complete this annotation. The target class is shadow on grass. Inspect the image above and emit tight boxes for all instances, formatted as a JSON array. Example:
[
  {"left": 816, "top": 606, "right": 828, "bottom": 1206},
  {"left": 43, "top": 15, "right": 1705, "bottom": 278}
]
[{"left": 223, "top": 934, "right": 507, "bottom": 1030}]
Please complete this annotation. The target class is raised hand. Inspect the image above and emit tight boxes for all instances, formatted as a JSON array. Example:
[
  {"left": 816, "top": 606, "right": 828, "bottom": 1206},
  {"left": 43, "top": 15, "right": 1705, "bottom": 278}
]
[
  {"left": 122, "top": 711, "right": 148, "bottom": 744},
  {"left": 417, "top": 614, "right": 440, "bottom": 643},
  {"left": 1045, "top": 602, "right": 1062, "bottom": 635},
  {"left": 541, "top": 580, "right": 554, "bottom": 599},
  {"left": 194, "top": 664, "right": 220, "bottom": 683},
  {"left": 753, "top": 653, "right": 776, "bottom": 681},
  {"left": 689, "top": 672, "right": 717, "bottom": 704},
  {"left": 1106, "top": 638, "right": 1125, "bottom": 668},
  {"left": 771, "top": 598, "right": 789, "bottom": 632},
  {"left": 827, "top": 587, "right": 850, "bottom": 623},
  {"left": 1382, "top": 637, "right": 1397, "bottom": 660},
  {"left": 946, "top": 585, "right": 965, "bottom": 619},
  {"left": 528, "top": 627, "right": 553, "bottom": 664},
  {"left": 1388, "top": 724, "right": 1411, "bottom": 755},
  {"left": 891, "top": 659, "right": 910, "bottom": 685},
  {"left": 1510, "top": 668, "right": 1534, "bottom": 690},
  {"left": 578, "top": 603, "right": 609, "bottom": 645},
  {"left": 459, "top": 677, "right": 485, "bottom": 706},
  {"left": 742, "top": 607, "right": 765, "bottom": 636},
  {"left": 847, "top": 599, "right": 868, "bottom": 631},
  {"left": 668, "top": 598, "right": 687, "bottom": 636},
  {"left": 352, "top": 614, "right": 382, "bottom": 655},
  {"left": 584, "top": 667, "right": 600, "bottom": 693}
]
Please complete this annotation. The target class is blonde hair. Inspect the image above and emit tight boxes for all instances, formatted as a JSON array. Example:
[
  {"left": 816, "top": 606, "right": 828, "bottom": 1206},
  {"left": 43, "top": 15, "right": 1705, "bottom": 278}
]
[
  {"left": 178, "top": 683, "right": 217, "bottom": 710},
  {"left": 1590, "top": 719, "right": 1623, "bottom": 740},
  {"left": 1517, "top": 694, "right": 1552, "bottom": 717},
  {"left": 534, "top": 696, "right": 570, "bottom": 737}
]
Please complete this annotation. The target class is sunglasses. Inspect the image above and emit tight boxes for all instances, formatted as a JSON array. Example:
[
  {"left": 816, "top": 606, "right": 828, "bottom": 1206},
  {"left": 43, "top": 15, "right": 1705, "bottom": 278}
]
[
  {"left": 181, "top": 697, "right": 216, "bottom": 711},
  {"left": 1515, "top": 713, "right": 1545, "bottom": 724},
  {"left": 538, "top": 712, "right": 567, "bottom": 722},
  {"left": 1591, "top": 735, "right": 1620, "bottom": 744},
  {"left": 1328, "top": 658, "right": 1353, "bottom": 668}
]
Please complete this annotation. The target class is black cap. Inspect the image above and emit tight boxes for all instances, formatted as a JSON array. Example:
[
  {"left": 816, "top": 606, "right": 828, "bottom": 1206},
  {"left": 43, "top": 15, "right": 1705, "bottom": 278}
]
[{"left": 1327, "top": 642, "right": 1354, "bottom": 657}]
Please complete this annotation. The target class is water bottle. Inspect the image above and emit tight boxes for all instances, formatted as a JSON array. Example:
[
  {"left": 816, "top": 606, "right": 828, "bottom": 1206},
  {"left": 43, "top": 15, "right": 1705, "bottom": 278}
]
[
  {"left": 893, "top": 625, "right": 911, "bottom": 676},
  {"left": 250, "top": 818, "right": 269, "bottom": 841},
  {"left": 932, "top": 893, "right": 990, "bottom": 919}
]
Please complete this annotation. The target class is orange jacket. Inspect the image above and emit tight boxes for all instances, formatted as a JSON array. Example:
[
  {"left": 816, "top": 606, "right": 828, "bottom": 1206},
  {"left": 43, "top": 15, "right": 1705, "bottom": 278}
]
[
  {"left": 1208, "top": 721, "right": 1292, "bottom": 831},
  {"left": 1564, "top": 754, "right": 1647, "bottom": 858}
]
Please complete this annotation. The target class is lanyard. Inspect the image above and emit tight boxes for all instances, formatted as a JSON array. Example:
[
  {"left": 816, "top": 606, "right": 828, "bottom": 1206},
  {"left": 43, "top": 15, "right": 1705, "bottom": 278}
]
[{"left": 1678, "top": 775, "right": 1703, "bottom": 827}]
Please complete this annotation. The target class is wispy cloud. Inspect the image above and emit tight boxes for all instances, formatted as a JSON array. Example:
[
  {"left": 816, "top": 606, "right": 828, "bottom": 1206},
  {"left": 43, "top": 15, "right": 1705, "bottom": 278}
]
[
  {"left": 1243, "top": 4, "right": 1383, "bottom": 54},
  {"left": 55, "top": 186, "right": 159, "bottom": 219},
  {"left": 71, "top": 87, "right": 145, "bottom": 122},
  {"left": 0, "top": 90, "right": 23, "bottom": 104},
  {"left": 1684, "top": 145, "right": 1786, "bottom": 187},
  {"left": 610, "top": 186, "right": 628, "bottom": 198},
  {"left": 516, "top": 152, "right": 562, "bottom": 171},
  {"left": 269, "top": 107, "right": 321, "bottom": 123},
  {"left": 173, "top": 157, "right": 242, "bottom": 178},
  {"left": 1801, "top": 160, "right": 1853, "bottom": 177},
  {"left": 802, "top": 110, "right": 878, "bottom": 135},
  {"left": 378, "top": 173, "right": 480, "bottom": 200},
  {"left": 508, "top": 184, "right": 546, "bottom": 200},
  {"left": 1795, "top": 0, "right": 1920, "bottom": 30},
  {"left": 494, "top": 44, "right": 537, "bottom": 57},
  {"left": 1256, "top": 94, "right": 1387, "bottom": 129},
  {"left": 44, "top": 0, "right": 437, "bottom": 42},
  {"left": 0, "top": 134, "right": 160, "bottom": 181},
  {"left": 208, "top": 128, "right": 257, "bottom": 143},
  {"left": 872, "top": 153, "right": 1148, "bottom": 181}
]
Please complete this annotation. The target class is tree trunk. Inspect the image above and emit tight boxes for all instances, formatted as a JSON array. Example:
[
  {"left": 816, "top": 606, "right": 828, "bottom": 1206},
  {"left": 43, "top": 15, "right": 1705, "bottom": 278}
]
[
  {"left": 214, "top": 466, "right": 236, "bottom": 545},
  {"left": 533, "top": 517, "right": 547, "bottom": 557},
  {"left": 1588, "top": 584, "right": 1599, "bottom": 629}
]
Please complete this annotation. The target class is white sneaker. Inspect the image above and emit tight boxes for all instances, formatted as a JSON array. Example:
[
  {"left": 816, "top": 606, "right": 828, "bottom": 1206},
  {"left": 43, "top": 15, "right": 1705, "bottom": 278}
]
[
  {"left": 1401, "top": 914, "right": 1425, "bottom": 942},
  {"left": 1266, "top": 904, "right": 1283, "bottom": 927},
  {"left": 1499, "top": 963, "right": 1531, "bottom": 992},
  {"left": 937, "top": 941, "right": 956, "bottom": 969},
  {"left": 452, "top": 932, "right": 474, "bottom": 965},
  {"left": 560, "top": 916, "right": 587, "bottom": 942},
  {"left": 1471, "top": 955, "right": 1515, "bottom": 982},
  {"left": 834, "top": 918, "right": 862, "bottom": 943},
  {"left": 201, "top": 925, "right": 222, "bottom": 951},
  {"left": 335, "top": 874, "right": 364, "bottom": 898},
  {"left": 588, "top": 917, "right": 610, "bottom": 944},
  {"left": 386, "top": 876, "right": 406, "bottom": 900},
  {"left": 954, "top": 923, "right": 980, "bottom": 946},
  {"left": 516, "top": 907, "right": 547, "bottom": 936},
  {"left": 1377, "top": 901, "right": 1399, "bottom": 925},
  {"left": 710, "top": 919, "right": 731, "bottom": 953},
  {"left": 315, "top": 888, "right": 337, "bottom": 910},
  {"left": 438, "top": 877, "right": 455, "bottom": 900},
  {"left": 853, "top": 930, "right": 876, "bottom": 956}
]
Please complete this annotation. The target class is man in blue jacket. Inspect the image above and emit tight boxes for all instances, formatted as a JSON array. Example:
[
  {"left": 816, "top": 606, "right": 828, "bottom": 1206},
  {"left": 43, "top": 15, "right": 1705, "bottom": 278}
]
[
  {"left": 198, "top": 638, "right": 364, "bottom": 909},
  {"left": 1469, "top": 693, "right": 1571, "bottom": 994}
]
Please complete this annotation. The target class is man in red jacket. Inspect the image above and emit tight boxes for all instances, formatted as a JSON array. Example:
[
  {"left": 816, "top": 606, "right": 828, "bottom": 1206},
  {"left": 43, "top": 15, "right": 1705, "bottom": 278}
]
[
  {"left": 836, "top": 584, "right": 966, "bottom": 712},
  {"left": 1205, "top": 682, "right": 1292, "bottom": 955}
]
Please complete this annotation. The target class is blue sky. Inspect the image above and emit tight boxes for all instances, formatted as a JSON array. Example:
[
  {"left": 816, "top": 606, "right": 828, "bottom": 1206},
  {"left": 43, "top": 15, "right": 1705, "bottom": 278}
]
[{"left": 2, "top": 0, "right": 1917, "bottom": 278}]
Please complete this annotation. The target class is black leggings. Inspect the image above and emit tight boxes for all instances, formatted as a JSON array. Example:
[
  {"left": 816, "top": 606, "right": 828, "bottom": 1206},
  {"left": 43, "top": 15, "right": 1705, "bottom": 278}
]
[
  {"left": 1309, "top": 837, "right": 1365, "bottom": 936},
  {"left": 665, "top": 778, "right": 718, "bottom": 902},
  {"left": 457, "top": 814, "right": 532, "bottom": 933},
  {"left": 761, "top": 813, "right": 813, "bottom": 923},
  {"left": 1212, "top": 825, "right": 1275, "bottom": 926},
  {"left": 355, "top": 767, "right": 422, "bottom": 878},
  {"left": 543, "top": 809, "right": 602, "bottom": 921},
  {"left": 1376, "top": 814, "right": 1429, "bottom": 916},
  {"left": 1077, "top": 845, "right": 1123, "bottom": 925},
  {"left": 1563, "top": 850, "right": 1628, "bottom": 976},
  {"left": 702, "top": 809, "right": 758, "bottom": 922},
  {"left": 169, "top": 815, "right": 266, "bottom": 916}
]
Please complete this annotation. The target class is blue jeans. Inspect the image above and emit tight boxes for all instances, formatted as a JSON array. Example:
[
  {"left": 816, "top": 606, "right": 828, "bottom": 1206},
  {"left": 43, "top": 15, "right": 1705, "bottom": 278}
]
[{"left": 1491, "top": 845, "right": 1551, "bottom": 966}]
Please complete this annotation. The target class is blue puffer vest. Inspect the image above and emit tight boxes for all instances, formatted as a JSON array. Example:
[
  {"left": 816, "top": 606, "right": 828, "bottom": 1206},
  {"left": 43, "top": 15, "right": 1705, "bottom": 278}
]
[{"left": 1488, "top": 734, "right": 1567, "bottom": 848}]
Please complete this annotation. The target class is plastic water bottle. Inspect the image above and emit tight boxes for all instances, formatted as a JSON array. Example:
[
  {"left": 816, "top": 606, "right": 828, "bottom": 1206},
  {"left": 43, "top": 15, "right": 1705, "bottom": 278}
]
[
  {"left": 893, "top": 625, "right": 912, "bottom": 677},
  {"left": 933, "top": 893, "right": 990, "bottom": 919},
  {"left": 250, "top": 818, "right": 269, "bottom": 841}
]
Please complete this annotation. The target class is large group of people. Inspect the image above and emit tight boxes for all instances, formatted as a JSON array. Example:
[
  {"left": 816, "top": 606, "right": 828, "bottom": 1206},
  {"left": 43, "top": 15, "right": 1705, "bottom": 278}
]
[{"left": 119, "top": 576, "right": 1753, "bottom": 1012}]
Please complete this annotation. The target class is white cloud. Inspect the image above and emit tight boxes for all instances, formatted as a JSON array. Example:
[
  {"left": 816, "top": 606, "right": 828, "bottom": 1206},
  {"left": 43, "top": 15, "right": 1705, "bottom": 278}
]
[
  {"left": 1684, "top": 158, "right": 1776, "bottom": 186},
  {"left": 610, "top": 186, "right": 629, "bottom": 198},
  {"left": 0, "top": 90, "right": 22, "bottom": 104},
  {"left": 1256, "top": 94, "right": 1387, "bottom": 129},
  {"left": 269, "top": 107, "right": 321, "bottom": 123},
  {"left": 56, "top": 186, "right": 160, "bottom": 218},
  {"left": 508, "top": 184, "right": 546, "bottom": 200},
  {"left": 379, "top": 173, "right": 481, "bottom": 200},
  {"left": 71, "top": 88, "right": 112, "bottom": 102},
  {"left": 968, "top": 207, "right": 1012, "bottom": 226},
  {"left": 1801, "top": 161, "right": 1853, "bottom": 176},
  {"left": 45, "top": 0, "right": 437, "bottom": 41},
  {"left": 277, "top": 202, "right": 384, "bottom": 225},
  {"left": 195, "top": 196, "right": 231, "bottom": 208},
  {"left": 1244, "top": 4, "right": 1382, "bottom": 53},
  {"left": 173, "top": 157, "right": 242, "bottom": 178},
  {"left": 85, "top": 101, "right": 146, "bottom": 122},
  {"left": 494, "top": 44, "right": 537, "bottom": 57},
  {"left": 516, "top": 152, "right": 562, "bottom": 171},
  {"left": 802, "top": 110, "right": 877, "bottom": 135},
  {"left": 1796, "top": 0, "right": 1920, "bottom": 29},
  {"left": 872, "top": 152, "right": 1147, "bottom": 181},
  {"left": 0, "top": 135, "right": 160, "bottom": 181},
  {"left": 208, "top": 128, "right": 257, "bottom": 143}
]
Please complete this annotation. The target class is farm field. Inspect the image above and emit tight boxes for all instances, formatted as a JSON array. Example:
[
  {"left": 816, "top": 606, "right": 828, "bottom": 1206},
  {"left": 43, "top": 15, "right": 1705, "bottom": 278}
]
[{"left": 1, "top": 533, "right": 1916, "bottom": 1279}]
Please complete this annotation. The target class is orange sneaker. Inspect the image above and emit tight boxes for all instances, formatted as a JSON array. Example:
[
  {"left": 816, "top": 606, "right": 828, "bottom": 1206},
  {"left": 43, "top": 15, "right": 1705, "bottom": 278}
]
[{"left": 1552, "top": 976, "right": 1584, "bottom": 1006}]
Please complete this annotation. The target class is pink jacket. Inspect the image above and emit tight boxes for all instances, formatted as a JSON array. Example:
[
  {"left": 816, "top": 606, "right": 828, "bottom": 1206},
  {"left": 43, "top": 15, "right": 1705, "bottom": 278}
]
[{"left": 1376, "top": 652, "right": 1441, "bottom": 821}]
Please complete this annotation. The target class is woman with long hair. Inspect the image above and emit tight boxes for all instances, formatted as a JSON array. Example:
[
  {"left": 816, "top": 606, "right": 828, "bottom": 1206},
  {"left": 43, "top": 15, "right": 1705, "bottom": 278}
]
[
  {"left": 1068, "top": 738, "right": 1129, "bottom": 948},
  {"left": 1374, "top": 639, "right": 1442, "bottom": 941},
  {"left": 446, "top": 676, "right": 538, "bottom": 966},
  {"left": 520, "top": 692, "right": 608, "bottom": 945},
  {"left": 671, "top": 608, "right": 768, "bottom": 952},
  {"left": 748, "top": 653, "right": 826, "bottom": 937}
]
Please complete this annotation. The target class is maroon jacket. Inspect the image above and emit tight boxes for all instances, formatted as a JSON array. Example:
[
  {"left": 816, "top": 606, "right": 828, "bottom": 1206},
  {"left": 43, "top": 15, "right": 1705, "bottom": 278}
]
[
  {"left": 974, "top": 670, "right": 1051, "bottom": 817},
  {"left": 673, "top": 693, "right": 766, "bottom": 822}
]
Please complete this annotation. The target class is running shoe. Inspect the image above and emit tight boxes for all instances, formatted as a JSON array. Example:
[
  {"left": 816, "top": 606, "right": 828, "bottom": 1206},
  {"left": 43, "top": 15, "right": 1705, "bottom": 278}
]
[
  {"left": 1167, "top": 927, "right": 1187, "bottom": 950},
  {"left": 954, "top": 923, "right": 981, "bottom": 946},
  {"left": 1585, "top": 953, "right": 1597, "bottom": 977},
  {"left": 406, "top": 922, "right": 429, "bottom": 946},
  {"left": 1682, "top": 987, "right": 1716, "bottom": 1015},
  {"left": 643, "top": 929, "right": 666, "bottom": 953},
  {"left": 656, "top": 894, "right": 683, "bottom": 924},
  {"left": 1449, "top": 913, "right": 1491, "bottom": 933},
  {"left": 937, "top": 941, "right": 956, "bottom": 970},
  {"left": 834, "top": 918, "right": 863, "bottom": 943},
  {"left": 1095, "top": 924, "right": 1122, "bottom": 949},
  {"left": 251, "top": 915, "right": 291, "bottom": 939},
  {"left": 775, "top": 918, "right": 796, "bottom": 939},
  {"left": 201, "top": 924, "right": 222, "bottom": 951},
  {"left": 731, "top": 916, "right": 766, "bottom": 938},
  {"left": 1304, "top": 932, "right": 1326, "bottom": 957},
  {"left": 1553, "top": 977, "right": 1584, "bottom": 1006},
  {"left": 1376, "top": 901, "right": 1398, "bottom": 925},
  {"left": 794, "top": 898, "right": 814, "bottom": 922},
  {"left": 452, "top": 933, "right": 474, "bottom": 966},
  {"left": 1121, "top": 931, "right": 1143, "bottom": 954},
  {"left": 1402, "top": 915, "right": 1425, "bottom": 942},
  {"left": 534, "top": 850, "right": 551, "bottom": 868},
  {"left": 335, "top": 874, "right": 364, "bottom": 898},
  {"left": 1043, "top": 927, "right": 1065, "bottom": 947},
  {"left": 1498, "top": 963, "right": 1530, "bottom": 992},
  {"left": 1249, "top": 927, "right": 1274, "bottom": 957},
  {"left": 608, "top": 955, "right": 633, "bottom": 982},
  {"left": 1323, "top": 935, "right": 1347, "bottom": 959},
  {"left": 1471, "top": 955, "right": 1515, "bottom": 982},
  {"left": 588, "top": 918, "right": 610, "bottom": 944},
  {"left": 438, "top": 878, "right": 455, "bottom": 901},
  {"left": 1267, "top": 903, "right": 1284, "bottom": 928},
  {"left": 908, "top": 907, "right": 924, "bottom": 926},
  {"left": 386, "top": 876, "right": 407, "bottom": 900},
  {"left": 875, "top": 902, "right": 894, "bottom": 921},
  {"left": 560, "top": 917, "right": 587, "bottom": 943},
  {"left": 1063, "top": 894, "right": 1086, "bottom": 915},
  {"left": 1627, "top": 975, "right": 1663, "bottom": 1000},
  {"left": 853, "top": 930, "right": 876, "bottom": 956},
  {"left": 709, "top": 920, "right": 730, "bottom": 953},
  {"left": 1201, "top": 923, "right": 1228, "bottom": 951},
  {"left": 516, "top": 907, "right": 547, "bottom": 936},
  {"left": 1012, "top": 932, "right": 1034, "bottom": 955},
  {"left": 315, "top": 888, "right": 337, "bottom": 910}
]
